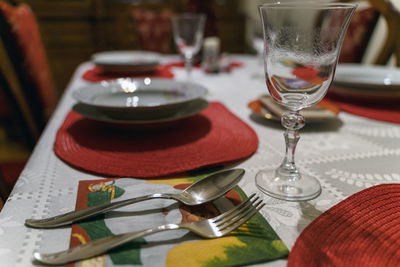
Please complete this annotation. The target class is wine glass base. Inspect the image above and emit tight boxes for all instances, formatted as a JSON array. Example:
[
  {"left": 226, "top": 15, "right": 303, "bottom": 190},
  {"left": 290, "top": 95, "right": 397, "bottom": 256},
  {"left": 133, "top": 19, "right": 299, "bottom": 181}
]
[{"left": 255, "top": 169, "right": 321, "bottom": 201}]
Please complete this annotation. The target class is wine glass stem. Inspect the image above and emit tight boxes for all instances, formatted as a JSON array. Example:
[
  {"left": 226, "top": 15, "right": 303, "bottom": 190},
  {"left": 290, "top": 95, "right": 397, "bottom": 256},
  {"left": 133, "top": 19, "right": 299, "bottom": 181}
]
[
  {"left": 276, "top": 111, "right": 305, "bottom": 181},
  {"left": 184, "top": 56, "right": 193, "bottom": 79}
]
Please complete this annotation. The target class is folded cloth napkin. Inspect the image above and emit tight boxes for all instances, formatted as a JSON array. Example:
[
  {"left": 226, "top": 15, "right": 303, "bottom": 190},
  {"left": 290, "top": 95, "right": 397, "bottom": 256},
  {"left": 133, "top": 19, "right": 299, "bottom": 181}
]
[
  {"left": 164, "top": 61, "right": 243, "bottom": 72},
  {"left": 325, "top": 90, "right": 400, "bottom": 124},
  {"left": 54, "top": 102, "right": 258, "bottom": 178},
  {"left": 248, "top": 95, "right": 340, "bottom": 122},
  {"left": 288, "top": 184, "right": 400, "bottom": 267},
  {"left": 82, "top": 65, "right": 174, "bottom": 82},
  {"left": 67, "top": 175, "right": 288, "bottom": 267}
]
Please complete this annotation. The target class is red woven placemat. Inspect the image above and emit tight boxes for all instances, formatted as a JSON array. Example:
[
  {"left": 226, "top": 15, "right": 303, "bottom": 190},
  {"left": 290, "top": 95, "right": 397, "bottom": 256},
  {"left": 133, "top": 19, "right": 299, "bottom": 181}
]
[
  {"left": 82, "top": 65, "right": 174, "bottom": 82},
  {"left": 288, "top": 184, "right": 400, "bottom": 267},
  {"left": 54, "top": 102, "right": 258, "bottom": 177}
]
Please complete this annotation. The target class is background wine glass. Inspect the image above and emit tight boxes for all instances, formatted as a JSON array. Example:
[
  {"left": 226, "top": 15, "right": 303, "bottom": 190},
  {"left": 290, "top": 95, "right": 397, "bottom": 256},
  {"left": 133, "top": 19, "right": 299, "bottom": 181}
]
[
  {"left": 256, "top": 3, "right": 356, "bottom": 201},
  {"left": 172, "top": 13, "right": 206, "bottom": 79},
  {"left": 250, "top": 18, "right": 264, "bottom": 79}
]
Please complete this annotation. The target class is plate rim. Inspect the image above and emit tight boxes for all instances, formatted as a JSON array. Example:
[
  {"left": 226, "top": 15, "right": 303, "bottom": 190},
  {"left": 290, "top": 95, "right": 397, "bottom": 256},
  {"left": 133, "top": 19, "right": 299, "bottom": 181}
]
[
  {"left": 92, "top": 50, "right": 161, "bottom": 67},
  {"left": 334, "top": 63, "right": 400, "bottom": 91},
  {"left": 72, "top": 78, "right": 209, "bottom": 110},
  {"left": 72, "top": 99, "right": 209, "bottom": 125}
]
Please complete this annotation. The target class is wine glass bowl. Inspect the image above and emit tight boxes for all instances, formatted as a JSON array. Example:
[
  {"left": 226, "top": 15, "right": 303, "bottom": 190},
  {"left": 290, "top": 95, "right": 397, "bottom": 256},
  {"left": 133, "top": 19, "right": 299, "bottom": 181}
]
[
  {"left": 250, "top": 19, "right": 265, "bottom": 79},
  {"left": 171, "top": 13, "right": 206, "bottom": 79},
  {"left": 256, "top": 3, "right": 356, "bottom": 201}
]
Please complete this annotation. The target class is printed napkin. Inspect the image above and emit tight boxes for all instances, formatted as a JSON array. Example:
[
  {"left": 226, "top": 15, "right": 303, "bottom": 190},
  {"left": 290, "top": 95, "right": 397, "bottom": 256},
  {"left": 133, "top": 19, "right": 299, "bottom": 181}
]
[
  {"left": 67, "top": 172, "right": 288, "bottom": 267},
  {"left": 248, "top": 95, "right": 339, "bottom": 122}
]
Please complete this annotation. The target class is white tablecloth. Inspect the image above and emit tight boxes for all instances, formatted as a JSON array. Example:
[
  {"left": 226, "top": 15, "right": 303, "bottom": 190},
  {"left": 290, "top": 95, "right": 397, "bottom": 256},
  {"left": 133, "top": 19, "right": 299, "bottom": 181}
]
[{"left": 1, "top": 55, "right": 399, "bottom": 267}]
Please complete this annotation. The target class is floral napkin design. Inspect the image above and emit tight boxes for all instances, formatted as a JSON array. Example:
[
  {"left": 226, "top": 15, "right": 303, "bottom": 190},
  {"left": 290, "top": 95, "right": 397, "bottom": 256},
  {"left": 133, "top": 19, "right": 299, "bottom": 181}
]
[{"left": 67, "top": 172, "right": 288, "bottom": 267}]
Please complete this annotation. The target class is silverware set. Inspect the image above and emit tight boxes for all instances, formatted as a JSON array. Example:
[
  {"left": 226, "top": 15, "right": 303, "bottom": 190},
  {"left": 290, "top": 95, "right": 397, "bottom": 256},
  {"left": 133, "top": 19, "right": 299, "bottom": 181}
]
[{"left": 26, "top": 169, "right": 264, "bottom": 265}]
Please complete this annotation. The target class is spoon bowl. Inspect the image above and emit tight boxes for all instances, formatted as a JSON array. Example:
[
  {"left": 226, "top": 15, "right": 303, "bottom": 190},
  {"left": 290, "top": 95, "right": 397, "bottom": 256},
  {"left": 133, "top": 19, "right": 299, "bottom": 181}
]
[{"left": 177, "top": 168, "right": 244, "bottom": 205}]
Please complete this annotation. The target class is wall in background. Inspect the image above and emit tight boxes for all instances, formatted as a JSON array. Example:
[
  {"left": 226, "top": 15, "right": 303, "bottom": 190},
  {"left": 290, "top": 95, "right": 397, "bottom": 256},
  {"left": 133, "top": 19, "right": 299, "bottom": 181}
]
[
  {"left": 28, "top": 0, "right": 400, "bottom": 96},
  {"left": 29, "top": 0, "right": 246, "bottom": 96}
]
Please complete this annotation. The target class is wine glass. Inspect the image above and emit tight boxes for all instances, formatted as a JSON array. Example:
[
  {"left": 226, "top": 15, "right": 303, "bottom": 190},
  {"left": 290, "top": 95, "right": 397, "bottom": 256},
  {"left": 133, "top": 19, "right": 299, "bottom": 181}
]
[
  {"left": 251, "top": 18, "right": 265, "bottom": 79},
  {"left": 171, "top": 13, "right": 206, "bottom": 79},
  {"left": 256, "top": 3, "right": 356, "bottom": 201},
  {"left": 251, "top": 19, "right": 264, "bottom": 66}
]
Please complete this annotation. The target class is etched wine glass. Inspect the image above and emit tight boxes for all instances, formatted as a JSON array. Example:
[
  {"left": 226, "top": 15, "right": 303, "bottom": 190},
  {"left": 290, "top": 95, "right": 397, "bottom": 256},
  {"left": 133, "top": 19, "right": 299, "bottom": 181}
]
[
  {"left": 172, "top": 13, "right": 206, "bottom": 79},
  {"left": 251, "top": 18, "right": 265, "bottom": 79},
  {"left": 256, "top": 3, "right": 356, "bottom": 201}
]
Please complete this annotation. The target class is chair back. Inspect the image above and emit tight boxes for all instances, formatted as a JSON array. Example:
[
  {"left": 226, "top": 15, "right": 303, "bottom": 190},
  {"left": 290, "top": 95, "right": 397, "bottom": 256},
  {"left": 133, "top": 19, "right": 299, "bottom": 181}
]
[
  {"left": 0, "top": 37, "right": 39, "bottom": 149},
  {"left": 0, "top": 2, "right": 57, "bottom": 130},
  {"left": 368, "top": 0, "right": 400, "bottom": 66},
  {"left": 131, "top": 8, "right": 173, "bottom": 53},
  {"left": 339, "top": 3, "right": 380, "bottom": 63}
]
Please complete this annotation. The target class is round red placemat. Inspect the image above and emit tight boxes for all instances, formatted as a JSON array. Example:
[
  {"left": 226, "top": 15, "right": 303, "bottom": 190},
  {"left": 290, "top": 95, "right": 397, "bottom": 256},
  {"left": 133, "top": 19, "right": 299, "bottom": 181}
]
[
  {"left": 82, "top": 65, "right": 174, "bottom": 82},
  {"left": 288, "top": 184, "right": 400, "bottom": 267},
  {"left": 54, "top": 102, "right": 258, "bottom": 178}
]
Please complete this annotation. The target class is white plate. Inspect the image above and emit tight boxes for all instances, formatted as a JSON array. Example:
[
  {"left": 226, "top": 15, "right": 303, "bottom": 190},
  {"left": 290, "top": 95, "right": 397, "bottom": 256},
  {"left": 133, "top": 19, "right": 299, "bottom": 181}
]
[
  {"left": 73, "top": 78, "right": 208, "bottom": 116},
  {"left": 72, "top": 99, "right": 209, "bottom": 126},
  {"left": 333, "top": 64, "right": 400, "bottom": 91},
  {"left": 92, "top": 51, "right": 160, "bottom": 73}
]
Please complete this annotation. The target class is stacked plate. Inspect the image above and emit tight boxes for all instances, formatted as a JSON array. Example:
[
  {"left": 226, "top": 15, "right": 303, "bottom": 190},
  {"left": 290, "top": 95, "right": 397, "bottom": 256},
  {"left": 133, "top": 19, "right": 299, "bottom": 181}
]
[
  {"left": 72, "top": 78, "right": 209, "bottom": 127},
  {"left": 92, "top": 51, "right": 161, "bottom": 74},
  {"left": 332, "top": 64, "right": 400, "bottom": 101}
]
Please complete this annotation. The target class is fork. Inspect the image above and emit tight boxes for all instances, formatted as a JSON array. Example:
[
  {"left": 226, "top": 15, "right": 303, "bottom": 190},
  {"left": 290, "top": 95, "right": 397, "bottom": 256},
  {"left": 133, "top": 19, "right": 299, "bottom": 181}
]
[{"left": 33, "top": 194, "right": 264, "bottom": 265}]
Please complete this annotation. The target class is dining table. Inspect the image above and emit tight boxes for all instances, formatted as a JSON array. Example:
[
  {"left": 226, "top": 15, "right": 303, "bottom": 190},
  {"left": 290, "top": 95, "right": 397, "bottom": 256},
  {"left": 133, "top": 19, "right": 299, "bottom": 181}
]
[{"left": 1, "top": 54, "right": 400, "bottom": 267}]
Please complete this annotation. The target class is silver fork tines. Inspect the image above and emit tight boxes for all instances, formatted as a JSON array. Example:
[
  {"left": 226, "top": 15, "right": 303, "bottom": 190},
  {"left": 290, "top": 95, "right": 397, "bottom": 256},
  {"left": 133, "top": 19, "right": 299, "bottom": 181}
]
[
  {"left": 215, "top": 196, "right": 264, "bottom": 236},
  {"left": 213, "top": 194, "right": 258, "bottom": 228},
  {"left": 33, "top": 194, "right": 264, "bottom": 265}
]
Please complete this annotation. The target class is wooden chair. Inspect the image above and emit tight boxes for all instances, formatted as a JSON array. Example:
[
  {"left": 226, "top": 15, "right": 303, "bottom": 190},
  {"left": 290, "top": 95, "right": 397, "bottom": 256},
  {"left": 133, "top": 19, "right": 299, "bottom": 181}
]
[
  {"left": 0, "top": 49, "right": 39, "bottom": 149},
  {"left": 339, "top": 2, "right": 380, "bottom": 63},
  {"left": 368, "top": 0, "right": 400, "bottom": 66},
  {"left": 0, "top": 43, "right": 32, "bottom": 199},
  {"left": 0, "top": 1, "right": 55, "bottom": 200},
  {"left": 131, "top": 8, "right": 173, "bottom": 53},
  {"left": 0, "top": 69, "right": 31, "bottom": 201},
  {"left": 339, "top": 0, "right": 400, "bottom": 66},
  {"left": 0, "top": 2, "right": 57, "bottom": 132}
]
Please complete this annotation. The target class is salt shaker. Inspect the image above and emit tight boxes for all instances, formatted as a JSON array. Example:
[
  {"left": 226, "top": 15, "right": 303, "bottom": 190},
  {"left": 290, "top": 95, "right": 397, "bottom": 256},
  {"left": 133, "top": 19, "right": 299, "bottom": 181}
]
[{"left": 202, "top": 37, "right": 220, "bottom": 73}]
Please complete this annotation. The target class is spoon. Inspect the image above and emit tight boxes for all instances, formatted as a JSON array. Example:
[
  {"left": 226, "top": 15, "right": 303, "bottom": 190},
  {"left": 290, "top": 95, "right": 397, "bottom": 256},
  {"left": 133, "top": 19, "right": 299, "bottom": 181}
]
[{"left": 25, "top": 168, "right": 245, "bottom": 229}]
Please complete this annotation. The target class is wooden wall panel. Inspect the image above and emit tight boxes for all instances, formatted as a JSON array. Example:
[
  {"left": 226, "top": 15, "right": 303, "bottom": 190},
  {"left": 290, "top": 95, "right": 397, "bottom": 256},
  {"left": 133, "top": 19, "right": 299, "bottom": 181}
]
[{"left": 25, "top": 0, "right": 246, "bottom": 95}]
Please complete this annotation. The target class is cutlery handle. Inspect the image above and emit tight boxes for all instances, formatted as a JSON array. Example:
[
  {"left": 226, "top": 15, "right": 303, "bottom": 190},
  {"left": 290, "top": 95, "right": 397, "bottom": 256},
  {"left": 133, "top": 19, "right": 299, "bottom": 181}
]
[
  {"left": 34, "top": 223, "right": 181, "bottom": 265},
  {"left": 25, "top": 193, "right": 173, "bottom": 228}
]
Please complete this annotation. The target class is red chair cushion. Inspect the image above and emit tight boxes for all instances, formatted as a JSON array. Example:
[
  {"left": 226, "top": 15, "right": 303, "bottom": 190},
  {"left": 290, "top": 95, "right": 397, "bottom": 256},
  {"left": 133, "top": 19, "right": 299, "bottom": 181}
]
[
  {"left": 0, "top": 2, "right": 56, "bottom": 118},
  {"left": 132, "top": 9, "right": 172, "bottom": 53},
  {"left": 339, "top": 5, "right": 379, "bottom": 63}
]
